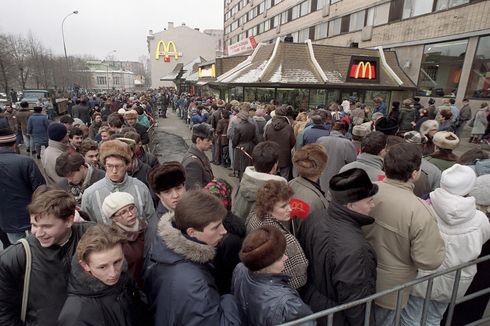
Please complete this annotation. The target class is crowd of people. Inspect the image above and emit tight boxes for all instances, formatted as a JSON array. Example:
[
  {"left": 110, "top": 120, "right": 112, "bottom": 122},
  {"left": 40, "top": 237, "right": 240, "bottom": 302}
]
[{"left": 0, "top": 89, "right": 489, "bottom": 325}]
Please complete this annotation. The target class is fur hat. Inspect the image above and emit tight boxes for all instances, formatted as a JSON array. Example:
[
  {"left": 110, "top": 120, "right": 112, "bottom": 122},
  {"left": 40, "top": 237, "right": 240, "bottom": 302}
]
[
  {"left": 255, "top": 108, "right": 265, "bottom": 117},
  {"left": 125, "top": 110, "right": 138, "bottom": 119},
  {"left": 148, "top": 162, "right": 186, "bottom": 193},
  {"left": 240, "top": 225, "right": 286, "bottom": 272},
  {"left": 293, "top": 144, "right": 328, "bottom": 178},
  {"left": 237, "top": 111, "right": 249, "bottom": 121},
  {"left": 47, "top": 123, "right": 68, "bottom": 141},
  {"left": 275, "top": 107, "right": 287, "bottom": 117},
  {"left": 205, "top": 178, "right": 233, "bottom": 211},
  {"left": 0, "top": 125, "right": 16, "bottom": 144},
  {"left": 433, "top": 131, "right": 459, "bottom": 150},
  {"left": 419, "top": 120, "right": 439, "bottom": 136},
  {"left": 192, "top": 124, "right": 213, "bottom": 139},
  {"left": 352, "top": 123, "right": 371, "bottom": 137},
  {"left": 217, "top": 99, "right": 226, "bottom": 108},
  {"left": 117, "top": 108, "right": 127, "bottom": 115},
  {"left": 230, "top": 100, "right": 240, "bottom": 107},
  {"left": 116, "top": 137, "right": 136, "bottom": 152},
  {"left": 440, "top": 164, "right": 476, "bottom": 196},
  {"left": 102, "top": 192, "right": 135, "bottom": 220},
  {"left": 330, "top": 168, "right": 378, "bottom": 205},
  {"left": 99, "top": 139, "right": 132, "bottom": 164},
  {"left": 375, "top": 117, "right": 398, "bottom": 135},
  {"left": 469, "top": 175, "right": 490, "bottom": 207},
  {"left": 404, "top": 131, "right": 427, "bottom": 144}
]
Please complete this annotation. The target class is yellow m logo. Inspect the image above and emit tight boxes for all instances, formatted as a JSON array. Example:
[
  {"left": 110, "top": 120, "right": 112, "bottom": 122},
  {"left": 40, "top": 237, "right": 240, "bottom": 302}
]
[
  {"left": 354, "top": 61, "right": 372, "bottom": 79},
  {"left": 155, "top": 41, "right": 182, "bottom": 61}
]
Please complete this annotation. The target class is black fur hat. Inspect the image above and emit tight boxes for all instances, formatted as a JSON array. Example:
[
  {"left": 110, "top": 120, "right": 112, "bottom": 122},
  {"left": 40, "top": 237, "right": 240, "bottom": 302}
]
[
  {"left": 148, "top": 161, "right": 186, "bottom": 193},
  {"left": 329, "top": 168, "right": 378, "bottom": 205}
]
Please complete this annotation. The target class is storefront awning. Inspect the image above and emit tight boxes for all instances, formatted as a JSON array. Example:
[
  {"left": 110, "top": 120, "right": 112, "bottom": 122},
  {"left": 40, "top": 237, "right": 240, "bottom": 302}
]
[{"left": 160, "top": 63, "right": 184, "bottom": 81}]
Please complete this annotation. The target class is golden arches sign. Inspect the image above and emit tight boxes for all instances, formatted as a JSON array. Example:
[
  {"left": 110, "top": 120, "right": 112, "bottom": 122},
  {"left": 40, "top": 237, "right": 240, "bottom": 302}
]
[{"left": 155, "top": 41, "right": 182, "bottom": 62}]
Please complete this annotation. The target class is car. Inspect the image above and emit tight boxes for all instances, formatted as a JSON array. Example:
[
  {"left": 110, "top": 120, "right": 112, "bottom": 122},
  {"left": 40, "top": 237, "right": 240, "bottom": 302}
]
[{"left": 19, "top": 89, "right": 50, "bottom": 105}]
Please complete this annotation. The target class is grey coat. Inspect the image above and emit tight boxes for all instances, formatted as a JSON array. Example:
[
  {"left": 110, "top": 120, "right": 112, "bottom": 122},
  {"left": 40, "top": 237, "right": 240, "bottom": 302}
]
[
  {"left": 339, "top": 153, "right": 385, "bottom": 182},
  {"left": 471, "top": 108, "right": 489, "bottom": 135}
]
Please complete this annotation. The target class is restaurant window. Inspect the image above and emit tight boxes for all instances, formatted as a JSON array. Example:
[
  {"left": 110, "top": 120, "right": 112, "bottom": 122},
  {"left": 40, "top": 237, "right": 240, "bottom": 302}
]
[
  {"left": 364, "top": 91, "right": 391, "bottom": 108},
  {"left": 328, "top": 18, "right": 341, "bottom": 37},
  {"left": 244, "top": 88, "right": 257, "bottom": 102},
  {"left": 309, "top": 89, "right": 326, "bottom": 108},
  {"left": 366, "top": 3, "right": 390, "bottom": 26},
  {"left": 349, "top": 10, "right": 365, "bottom": 32},
  {"left": 326, "top": 90, "right": 340, "bottom": 104},
  {"left": 402, "top": 0, "right": 433, "bottom": 18},
  {"left": 277, "top": 88, "right": 309, "bottom": 111},
  {"left": 418, "top": 39, "right": 468, "bottom": 97},
  {"left": 314, "top": 22, "right": 328, "bottom": 40},
  {"left": 256, "top": 88, "right": 275, "bottom": 102},
  {"left": 230, "top": 86, "right": 244, "bottom": 102},
  {"left": 298, "top": 28, "right": 310, "bottom": 42},
  {"left": 436, "top": 0, "right": 469, "bottom": 10},
  {"left": 466, "top": 36, "right": 490, "bottom": 99}
]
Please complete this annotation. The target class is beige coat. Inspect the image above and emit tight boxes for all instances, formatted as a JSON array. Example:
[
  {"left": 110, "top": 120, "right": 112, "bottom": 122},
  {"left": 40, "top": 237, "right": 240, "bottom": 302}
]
[{"left": 363, "top": 178, "right": 445, "bottom": 309}]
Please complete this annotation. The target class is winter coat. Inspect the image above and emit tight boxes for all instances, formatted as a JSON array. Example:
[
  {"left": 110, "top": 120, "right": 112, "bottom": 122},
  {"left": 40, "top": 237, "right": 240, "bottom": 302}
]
[
  {"left": 252, "top": 116, "right": 267, "bottom": 143},
  {"left": 72, "top": 104, "right": 91, "bottom": 124},
  {"left": 131, "top": 122, "right": 150, "bottom": 145},
  {"left": 232, "top": 166, "right": 287, "bottom": 220},
  {"left": 471, "top": 107, "right": 488, "bottom": 135},
  {"left": 138, "top": 150, "right": 159, "bottom": 168},
  {"left": 363, "top": 178, "right": 445, "bottom": 309},
  {"left": 16, "top": 108, "right": 31, "bottom": 135},
  {"left": 0, "top": 223, "right": 92, "bottom": 326},
  {"left": 398, "top": 106, "right": 417, "bottom": 132},
  {"left": 317, "top": 131, "right": 357, "bottom": 192},
  {"left": 232, "top": 120, "right": 257, "bottom": 174},
  {"left": 351, "top": 107, "right": 365, "bottom": 125},
  {"left": 81, "top": 174, "right": 155, "bottom": 224},
  {"left": 143, "top": 212, "right": 241, "bottom": 326},
  {"left": 232, "top": 263, "right": 314, "bottom": 326},
  {"left": 42, "top": 139, "right": 68, "bottom": 185},
  {"left": 265, "top": 116, "right": 295, "bottom": 168},
  {"left": 182, "top": 144, "right": 214, "bottom": 190},
  {"left": 57, "top": 258, "right": 137, "bottom": 326},
  {"left": 303, "top": 125, "right": 330, "bottom": 145},
  {"left": 57, "top": 165, "right": 105, "bottom": 207},
  {"left": 411, "top": 188, "right": 490, "bottom": 302},
  {"left": 127, "top": 159, "right": 152, "bottom": 190},
  {"left": 298, "top": 202, "right": 377, "bottom": 326},
  {"left": 339, "top": 153, "right": 384, "bottom": 182},
  {"left": 246, "top": 213, "right": 308, "bottom": 289},
  {"left": 27, "top": 113, "right": 49, "bottom": 146},
  {"left": 421, "top": 158, "right": 442, "bottom": 191},
  {"left": 88, "top": 121, "right": 101, "bottom": 140},
  {"left": 0, "top": 148, "right": 45, "bottom": 233},
  {"left": 425, "top": 151, "right": 458, "bottom": 172},
  {"left": 216, "top": 118, "right": 230, "bottom": 146}
]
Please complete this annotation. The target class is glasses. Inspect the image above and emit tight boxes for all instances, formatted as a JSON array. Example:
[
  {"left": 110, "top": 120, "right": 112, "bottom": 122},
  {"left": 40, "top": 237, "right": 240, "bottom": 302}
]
[
  {"left": 105, "top": 163, "right": 126, "bottom": 171},
  {"left": 113, "top": 205, "right": 137, "bottom": 219}
]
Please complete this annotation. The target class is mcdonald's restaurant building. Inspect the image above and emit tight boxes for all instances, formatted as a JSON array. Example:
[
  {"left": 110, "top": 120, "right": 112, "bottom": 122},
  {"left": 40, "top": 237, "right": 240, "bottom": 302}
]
[
  {"left": 195, "top": 39, "right": 416, "bottom": 110},
  {"left": 147, "top": 22, "right": 221, "bottom": 88}
]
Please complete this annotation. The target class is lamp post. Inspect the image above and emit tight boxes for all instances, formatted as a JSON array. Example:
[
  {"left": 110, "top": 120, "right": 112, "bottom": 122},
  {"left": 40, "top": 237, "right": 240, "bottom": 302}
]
[{"left": 61, "top": 10, "right": 79, "bottom": 62}]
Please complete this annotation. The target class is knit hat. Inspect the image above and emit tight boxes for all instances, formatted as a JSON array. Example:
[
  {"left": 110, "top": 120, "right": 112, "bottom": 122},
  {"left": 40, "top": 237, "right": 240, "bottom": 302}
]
[
  {"left": 275, "top": 107, "right": 287, "bottom": 117},
  {"left": 469, "top": 175, "right": 490, "bottom": 206},
  {"left": 330, "top": 168, "right": 378, "bottom": 205},
  {"left": 419, "top": 120, "right": 439, "bottom": 136},
  {"left": 117, "top": 108, "right": 127, "bottom": 115},
  {"left": 205, "top": 178, "right": 233, "bottom": 211},
  {"left": 148, "top": 161, "right": 186, "bottom": 193},
  {"left": 230, "top": 100, "right": 240, "bottom": 107},
  {"left": 192, "top": 124, "right": 213, "bottom": 139},
  {"left": 99, "top": 139, "right": 132, "bottom": 164},
  {"left": 47, "top": 123, "right": 68, "bottom": 141},
  {"left": 240, "top": 225, "right": 286, "bottom": 272},
  {"left": 293, "top": 144, "right": 328, "bottom": 179},
  {"left": 433, "top": 131, "right": 459, "bottom": 150},
  {"left": 375, "top": 117, "right": 398, "bottom": 135},
  {"left": 237, "top": 111, "right": 249, "bottom": 121},
  {"left": 404, "top": 131, "right": 427, "bottom": 144},
  {"left": 0, "top": 125, "right": 16, "bottom": 144},
  {"left": 440, "top": 164, "right": 476, "bottom": 196},
  {"left": 102, "top": 192, "right": 135, "bottom": 220},
  {"left": 352, "top": 123, "right": 371, "bottom": 137}
]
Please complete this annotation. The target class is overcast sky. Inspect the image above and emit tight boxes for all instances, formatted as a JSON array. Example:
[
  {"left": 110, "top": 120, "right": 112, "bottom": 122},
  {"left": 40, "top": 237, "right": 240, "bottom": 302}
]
[{"left": 0, "top": 0, "right": 223, "bottom": 62}]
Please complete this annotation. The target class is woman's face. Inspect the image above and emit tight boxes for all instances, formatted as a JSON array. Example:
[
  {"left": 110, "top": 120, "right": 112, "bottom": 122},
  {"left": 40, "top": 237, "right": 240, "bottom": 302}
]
[{"left": 271, "top": 199, "right": 292, "bottom": 221}]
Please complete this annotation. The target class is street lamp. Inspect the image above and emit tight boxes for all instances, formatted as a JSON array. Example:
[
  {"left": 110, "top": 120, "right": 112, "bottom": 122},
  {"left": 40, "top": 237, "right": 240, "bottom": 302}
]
[{"left": 61, "top": 10, "right": 79, "bottom": 61}]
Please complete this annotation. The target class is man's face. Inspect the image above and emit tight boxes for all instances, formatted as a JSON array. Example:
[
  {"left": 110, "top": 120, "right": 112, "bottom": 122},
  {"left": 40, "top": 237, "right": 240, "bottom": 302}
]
[
  {"left": 84, "top": 150, "right": 99, "bottom": 167},
  {"left": 189, "top": 219, "right": 227, "bottom": 247},
  {"left": 30, "top": 213, "right": 74, "bottom": 248},
  {"left": 80, "top": 245, "right": 124, "bottom": 286},
  {"left": 157, "top": 184, "right": 186, "bottom": 210},
  {"left": 196, "top": 138, "right": 213, "bottom": 152},
  {"left": 66, "top": 165, "right": 87, "bottom": 185},
  {"left": 104, "top": 156, "right": 128, "bottom": 183},
  {"left": 100, "top": 132, "right": 110, "bottom": 141},
  {"left": 126, "top": 117, "right": 137, "bottom": 126},
  {"left": 347, "top": 196, "right": 376, "bottom": 216},
  {"left": 94, "top": 116, "right": 102, "bottom": 123},
  {"left": 70, "top": 135, "right": 83, "bottom": 149}
]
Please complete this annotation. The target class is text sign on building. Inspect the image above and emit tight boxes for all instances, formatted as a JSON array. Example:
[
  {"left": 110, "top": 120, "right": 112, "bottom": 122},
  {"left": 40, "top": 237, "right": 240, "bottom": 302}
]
[
  {"left": 227, "top": 36, "right": 257, "bottom": 56},
  {"left": 155, "top": 41, "right": 182, "bottom": 62},
  {"left": 198, "top": 64, "right": 216, "bottom": 78},
  {"left": 346, "top": 56, "right": 379, "bottom": 83}
]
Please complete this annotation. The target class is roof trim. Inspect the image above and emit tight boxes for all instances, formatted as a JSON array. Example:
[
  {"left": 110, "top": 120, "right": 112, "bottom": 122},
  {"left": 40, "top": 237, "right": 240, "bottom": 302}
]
[
  {"left": 217, "top": 43, "right": 263, "bottom": 82},
  {"left": 376, "top": 46, "right": 403, "bottom": 86},
  {"left": 306, "top": 39, "right": 328, "bottom": 83},
  {"left": 258, "top": 37, "right": 281, "bottom": 82}
]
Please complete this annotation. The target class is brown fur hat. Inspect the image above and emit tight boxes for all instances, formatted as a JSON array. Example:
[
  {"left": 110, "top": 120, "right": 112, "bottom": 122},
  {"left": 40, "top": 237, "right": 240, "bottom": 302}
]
[
  {"left": 99, "top": 139, "right": 132, "bottom": 164},
  {"left": 148, "top": 161, "right": 186, "bottom": 193},
  {"left": 240, "top": 225, "right": 286, "bottom": 272},
  {"left": 292, "top": 144, "right": 328, "bottom": 178}
]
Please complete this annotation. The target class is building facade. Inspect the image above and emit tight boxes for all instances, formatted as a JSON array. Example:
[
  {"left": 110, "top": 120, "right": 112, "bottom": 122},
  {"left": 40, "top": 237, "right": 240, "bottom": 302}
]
[
  {"left": 223, "top": 0, "right": 490, "bottom": 106},
  {"left": 76, "top": 61, "right": 144, "bottom": 91},
  {"left": 147, "top": 23, "right": 223, "bottom": 88}
]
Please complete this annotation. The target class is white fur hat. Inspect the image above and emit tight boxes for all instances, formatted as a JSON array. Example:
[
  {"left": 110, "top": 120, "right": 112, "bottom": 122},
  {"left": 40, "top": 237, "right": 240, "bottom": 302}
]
[
  {"left": 469, "top": 174, "right": 490, "bottom": 206},
  {"left": 440, "top": 164, "right": 477, "bottom": 196},
  {"left": 102, "top": 192, "right": 135, "bottom": 220}
]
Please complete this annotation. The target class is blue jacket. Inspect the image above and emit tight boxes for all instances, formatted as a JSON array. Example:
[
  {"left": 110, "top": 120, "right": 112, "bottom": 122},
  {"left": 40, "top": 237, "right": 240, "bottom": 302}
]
[
  {"left": 374, "top": 102, "right": 387, "bottom": 116},
  {"left": 27, "top": 113, "right": 49, "bottom": 145},
  {"left": 303, "top": 125, "right": 331, "bottom": 145},
  {"left": 0, "top": 148, "right": 45, "bottom": 232}
]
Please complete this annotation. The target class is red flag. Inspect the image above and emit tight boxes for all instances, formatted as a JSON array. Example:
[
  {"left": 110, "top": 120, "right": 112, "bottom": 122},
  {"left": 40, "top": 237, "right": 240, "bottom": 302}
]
[{"left": 290, "top": 198, "right": 311, "bottom": 221}]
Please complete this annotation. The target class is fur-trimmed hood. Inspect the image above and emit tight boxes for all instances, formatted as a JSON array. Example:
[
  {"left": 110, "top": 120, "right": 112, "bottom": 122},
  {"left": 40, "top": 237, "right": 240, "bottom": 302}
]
[{"left": 156, "top": 211, "right": 216, "bottom": 264}]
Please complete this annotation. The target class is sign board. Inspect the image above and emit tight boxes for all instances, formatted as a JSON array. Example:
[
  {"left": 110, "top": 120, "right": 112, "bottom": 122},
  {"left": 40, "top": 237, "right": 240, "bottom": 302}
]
[
  {"left": 346, "top": 56, "right": 379, "bottom": 83},
  {"left": 155, "top": 41, "right": 182, "bottom": 62},
  {"left": 198, "top": 64, "right": 216, "bottom": 78},
  {"left": 227, "top": 36, "right": 257, "bottom": 56}
]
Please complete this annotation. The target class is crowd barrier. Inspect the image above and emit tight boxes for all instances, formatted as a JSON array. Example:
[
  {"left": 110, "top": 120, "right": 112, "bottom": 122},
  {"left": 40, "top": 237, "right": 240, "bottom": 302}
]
[{"left": 280, "top": 254, "right": 490, "bottom": 326}]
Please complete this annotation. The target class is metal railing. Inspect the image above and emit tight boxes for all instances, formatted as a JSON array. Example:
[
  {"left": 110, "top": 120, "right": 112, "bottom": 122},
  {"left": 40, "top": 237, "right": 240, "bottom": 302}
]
[{"left": 280, "top": 254, "right": 490, "bottom": 326}]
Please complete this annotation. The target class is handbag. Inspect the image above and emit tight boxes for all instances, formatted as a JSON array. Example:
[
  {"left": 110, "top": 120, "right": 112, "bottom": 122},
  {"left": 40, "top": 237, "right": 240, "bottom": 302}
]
[{"left": 18, "top": 238, "right": 32, "bottom": 323}]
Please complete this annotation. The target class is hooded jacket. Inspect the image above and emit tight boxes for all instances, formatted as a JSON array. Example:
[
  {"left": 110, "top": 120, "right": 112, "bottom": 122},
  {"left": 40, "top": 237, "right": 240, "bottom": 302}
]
[
  {"left": 232, "top": 166, "right": 287, "bottom": 220},
  {"left": 143, "top": 212, "right": 240, "bottom": 326},
  {"left": 264, "top": 116, "right": 295, "bottom": 168},
  {"left": 411, "top": 188, "right": 490, "bottom": 302},
  {"left": 232, "top": 263, "right": 314, "bottom": 326},
  {"left": 57, "top": 258, "right": 137, "bottom": 326}
]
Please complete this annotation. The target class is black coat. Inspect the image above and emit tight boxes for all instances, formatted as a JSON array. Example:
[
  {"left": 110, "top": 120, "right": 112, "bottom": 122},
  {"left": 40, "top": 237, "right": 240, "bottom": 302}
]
[
  {"left": 232, "top": 120, "right": 257, "bottom": 174},
  {"left": 182, "top": 144, "right": 214, "bottom": 190},
  {"left": 72, "top": 104, "right": 91, "bottom": 125},
  {"left": 131, "top": 122, "right": 150, "bottom": 145},
  {"left": 297, "top": 202, "right": 377, "bottom": 326},
  {"left": 0, "top": 223, "right": 92, "bottom": 326},
  {"left": 57, "top": 258, "right": 137, "bottom": 326}
]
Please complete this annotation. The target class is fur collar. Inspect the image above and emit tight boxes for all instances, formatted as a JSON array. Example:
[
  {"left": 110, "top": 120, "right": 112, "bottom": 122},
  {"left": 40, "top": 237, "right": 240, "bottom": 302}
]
[{"left": 157, "top": 211, "right": 216, "bottom": 264}]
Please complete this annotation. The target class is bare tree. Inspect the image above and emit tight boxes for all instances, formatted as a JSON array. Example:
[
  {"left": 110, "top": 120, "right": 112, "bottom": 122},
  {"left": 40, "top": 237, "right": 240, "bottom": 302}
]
[
  {"left": 0, "top": 34, "right": 16, "bottom": 95},
  {"left": 7, "top": 34, "right": 31, "bottom": 90}
]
